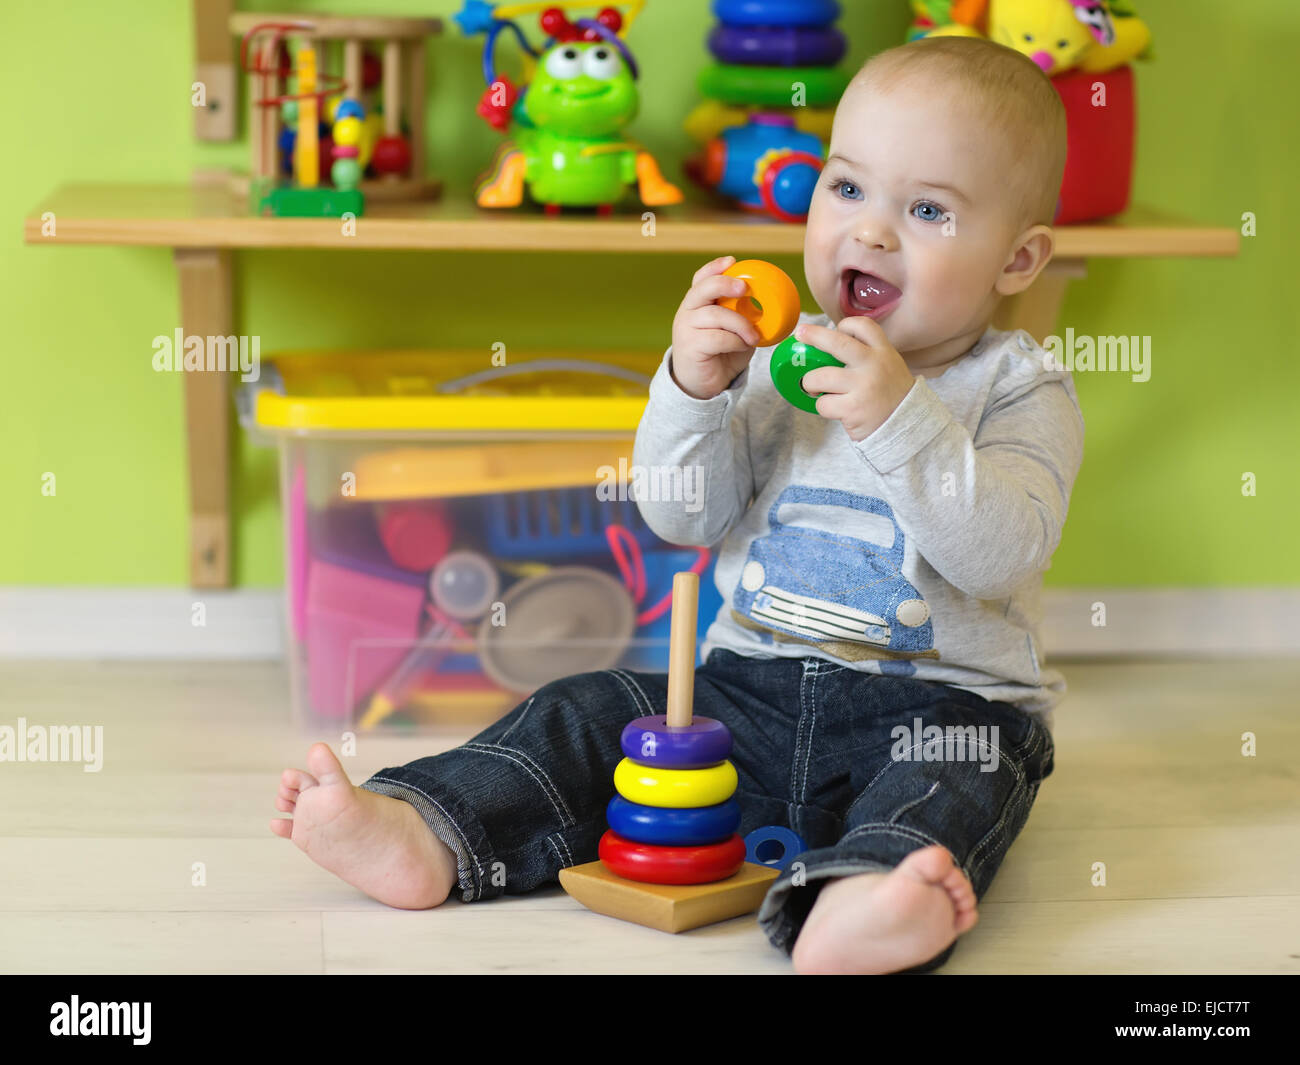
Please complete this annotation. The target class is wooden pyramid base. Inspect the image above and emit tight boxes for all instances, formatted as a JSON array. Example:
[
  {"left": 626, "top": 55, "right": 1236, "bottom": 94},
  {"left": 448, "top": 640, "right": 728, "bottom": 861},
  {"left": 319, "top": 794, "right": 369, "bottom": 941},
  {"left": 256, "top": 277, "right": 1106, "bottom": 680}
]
[{"left": 559, "top": 860, "right": 781, "bottom": 934}]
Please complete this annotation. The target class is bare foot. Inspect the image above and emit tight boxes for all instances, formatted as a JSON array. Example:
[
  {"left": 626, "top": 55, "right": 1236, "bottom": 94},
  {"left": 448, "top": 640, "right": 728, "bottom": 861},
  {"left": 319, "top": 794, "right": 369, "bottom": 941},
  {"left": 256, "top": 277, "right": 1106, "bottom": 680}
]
[
  {"left": 791, "top": 845, "right": 978, "bottom": 974},
  {"left": 270, "top": 742, "right": 458, "bottom": 910}
]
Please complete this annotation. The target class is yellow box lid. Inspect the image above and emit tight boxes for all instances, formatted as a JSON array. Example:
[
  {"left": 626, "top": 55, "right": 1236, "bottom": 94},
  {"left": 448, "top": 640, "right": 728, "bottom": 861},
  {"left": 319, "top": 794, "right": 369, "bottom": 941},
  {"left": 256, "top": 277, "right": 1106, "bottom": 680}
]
[{"left": 252, "top": 348, "right": 662, "bottom": 433}]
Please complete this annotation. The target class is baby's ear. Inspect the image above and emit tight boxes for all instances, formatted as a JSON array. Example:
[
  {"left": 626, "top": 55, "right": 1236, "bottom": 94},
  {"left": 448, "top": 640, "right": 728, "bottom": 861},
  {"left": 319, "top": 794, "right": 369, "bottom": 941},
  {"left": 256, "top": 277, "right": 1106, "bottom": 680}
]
[{"left": 996, "top": 226, "right": 1055, "bottom": 297}]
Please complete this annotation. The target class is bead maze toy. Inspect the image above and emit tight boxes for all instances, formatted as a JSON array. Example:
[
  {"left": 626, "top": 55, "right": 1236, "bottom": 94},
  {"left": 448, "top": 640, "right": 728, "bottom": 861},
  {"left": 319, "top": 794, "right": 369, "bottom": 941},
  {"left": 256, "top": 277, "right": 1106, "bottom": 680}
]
[
  {"left": 455, "top": 1, "right": 683, "bottom": 213},
  {"left": 560, "top": 571, "right": 805, "bottom": 933},
  {"left": 720, "top": 259, "right": 845, "bottom": 413},
  {"left": 233, "top": 14, "right": 444, "bottom": 215}
]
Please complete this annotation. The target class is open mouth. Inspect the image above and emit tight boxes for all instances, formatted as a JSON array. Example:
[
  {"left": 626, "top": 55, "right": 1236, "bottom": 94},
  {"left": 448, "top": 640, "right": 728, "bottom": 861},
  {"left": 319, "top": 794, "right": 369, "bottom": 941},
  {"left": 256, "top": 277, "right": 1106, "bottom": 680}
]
[{"left": 840, "top": 270, "right": 903, "bottom": 321}]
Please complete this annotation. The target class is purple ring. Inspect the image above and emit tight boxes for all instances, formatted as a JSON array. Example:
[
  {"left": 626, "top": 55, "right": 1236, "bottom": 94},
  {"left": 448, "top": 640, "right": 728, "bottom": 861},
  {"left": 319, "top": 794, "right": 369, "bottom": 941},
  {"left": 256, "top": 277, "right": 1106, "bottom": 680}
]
[
  {"left": 620, "top": 714, "right": 733, "bottom": 769},
  {"left": 709, "top": 24, "right": 846, "bottom": 67}
]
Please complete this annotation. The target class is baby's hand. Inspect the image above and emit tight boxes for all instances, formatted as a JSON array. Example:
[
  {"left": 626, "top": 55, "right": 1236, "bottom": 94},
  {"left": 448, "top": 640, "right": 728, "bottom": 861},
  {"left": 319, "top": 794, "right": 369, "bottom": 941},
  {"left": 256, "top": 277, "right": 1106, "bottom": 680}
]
[
  {"left": 797, "top": 317, "right": 918, "bottom": 443},
  {"left": 669, "top": 255, "right": 763, "bottom": 400}
]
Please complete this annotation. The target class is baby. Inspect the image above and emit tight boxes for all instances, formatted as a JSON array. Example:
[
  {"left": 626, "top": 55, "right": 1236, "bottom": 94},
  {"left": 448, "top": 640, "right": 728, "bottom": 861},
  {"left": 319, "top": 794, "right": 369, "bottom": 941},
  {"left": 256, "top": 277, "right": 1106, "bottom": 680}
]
[{"left": 270, "top": 35, "right": 1083, "bottom": 975}]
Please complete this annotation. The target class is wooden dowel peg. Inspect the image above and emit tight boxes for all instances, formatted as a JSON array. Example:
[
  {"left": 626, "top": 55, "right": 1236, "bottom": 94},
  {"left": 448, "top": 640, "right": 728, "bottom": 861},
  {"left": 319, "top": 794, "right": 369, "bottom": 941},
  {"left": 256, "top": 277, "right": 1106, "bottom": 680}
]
[
  {"left": 344, "top": 38, "right": 361, "bottom": 99},
  {"left": 383, "top": 37, "right": 402, "bottom": 136},
  {"left": 666, "top": 571, "right": 698, "bottom": 728}
]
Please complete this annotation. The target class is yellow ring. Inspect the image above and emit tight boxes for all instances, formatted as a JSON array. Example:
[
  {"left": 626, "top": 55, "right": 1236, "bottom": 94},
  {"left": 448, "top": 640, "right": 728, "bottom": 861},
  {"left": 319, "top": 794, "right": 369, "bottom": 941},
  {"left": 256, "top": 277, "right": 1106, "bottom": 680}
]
[{"left": 613, "top": 758, "right": 738, "bottom": 808}]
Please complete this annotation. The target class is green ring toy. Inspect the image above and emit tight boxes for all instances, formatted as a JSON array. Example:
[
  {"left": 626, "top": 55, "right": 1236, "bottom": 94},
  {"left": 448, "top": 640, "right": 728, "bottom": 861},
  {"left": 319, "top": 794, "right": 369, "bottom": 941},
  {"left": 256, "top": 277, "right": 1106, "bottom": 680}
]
[
  {"left": 771, "top": 335, "right": 844, "bottom": 413},
  {"left": 698, "top": 62, "right": 850, "bottom": 108}
]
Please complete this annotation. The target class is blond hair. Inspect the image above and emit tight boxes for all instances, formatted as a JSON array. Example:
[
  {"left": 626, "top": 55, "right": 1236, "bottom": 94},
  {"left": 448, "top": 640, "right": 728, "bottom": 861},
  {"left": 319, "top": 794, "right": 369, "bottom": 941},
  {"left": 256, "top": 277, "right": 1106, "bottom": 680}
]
[{"left": 851, "top": 36, "right": 1067, "bottom": 230}]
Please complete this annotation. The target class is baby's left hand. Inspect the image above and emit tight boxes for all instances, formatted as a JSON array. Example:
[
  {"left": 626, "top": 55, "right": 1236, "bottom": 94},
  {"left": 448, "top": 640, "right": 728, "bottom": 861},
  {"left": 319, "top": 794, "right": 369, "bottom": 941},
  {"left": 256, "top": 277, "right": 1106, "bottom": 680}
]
[{"left": 796, "top": 317, "right": 918, "bottom": 443}]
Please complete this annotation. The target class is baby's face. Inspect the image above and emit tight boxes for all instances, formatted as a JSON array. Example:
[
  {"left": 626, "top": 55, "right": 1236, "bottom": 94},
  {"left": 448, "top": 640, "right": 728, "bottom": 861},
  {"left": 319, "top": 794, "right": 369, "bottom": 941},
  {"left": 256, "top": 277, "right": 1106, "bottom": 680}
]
[{"left": 805, "top": 80, "right": 1025, "bottom": 363}]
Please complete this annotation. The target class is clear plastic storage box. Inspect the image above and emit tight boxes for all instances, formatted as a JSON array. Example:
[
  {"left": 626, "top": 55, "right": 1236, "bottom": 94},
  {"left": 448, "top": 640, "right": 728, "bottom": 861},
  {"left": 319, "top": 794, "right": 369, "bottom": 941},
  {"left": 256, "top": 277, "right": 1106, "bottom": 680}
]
[{"left": 242, "top": 349, "right": 722, "bottom": 732}]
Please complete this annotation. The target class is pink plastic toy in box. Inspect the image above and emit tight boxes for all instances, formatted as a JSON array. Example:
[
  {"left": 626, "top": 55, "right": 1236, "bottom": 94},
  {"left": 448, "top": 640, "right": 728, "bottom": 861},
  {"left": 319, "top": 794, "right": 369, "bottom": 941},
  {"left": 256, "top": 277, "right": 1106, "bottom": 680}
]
[{"left": 305, "top": 559, "right": 427, "bottom": 717}]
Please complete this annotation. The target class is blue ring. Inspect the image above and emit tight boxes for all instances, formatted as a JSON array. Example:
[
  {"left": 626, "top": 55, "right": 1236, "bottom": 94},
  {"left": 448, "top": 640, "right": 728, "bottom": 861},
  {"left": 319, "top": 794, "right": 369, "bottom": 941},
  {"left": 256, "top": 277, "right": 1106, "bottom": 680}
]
[
  {"left": 712, "top": 0, "right": 841, "bottom": 28},
  {"left": 607, "top": 795, "right": 741, "bottom": 846},
  {"left": 620, "top": 714, "right": 733, "bottom": 769},
  {"left": 708, "top": 24, "right": 846, "bottom": 67},
  {"left": 744, "top": 825, "right": 807, "bottom": 873}
]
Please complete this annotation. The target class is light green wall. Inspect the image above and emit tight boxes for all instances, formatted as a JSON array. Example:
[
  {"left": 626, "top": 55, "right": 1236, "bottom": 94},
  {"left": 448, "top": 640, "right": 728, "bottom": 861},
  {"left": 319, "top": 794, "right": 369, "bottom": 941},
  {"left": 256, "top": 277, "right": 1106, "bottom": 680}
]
[{"left": 4, "top": 0, "right": 1295, "bottom": 587}]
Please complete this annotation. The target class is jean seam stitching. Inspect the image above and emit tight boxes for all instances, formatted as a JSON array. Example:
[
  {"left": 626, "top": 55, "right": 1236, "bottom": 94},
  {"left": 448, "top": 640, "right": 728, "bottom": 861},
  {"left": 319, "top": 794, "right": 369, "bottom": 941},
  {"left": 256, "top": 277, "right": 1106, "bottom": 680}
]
[
  {"left": 792, "top": 662, "right": 818, "bottom": 808},
  {"left": 835, "top": 823, "right": 974, "bottom": 883},
  {"left": 496, "top": 696, "right": 535, "bottom": 744},
  {"left": 545, "top": 832, "right": 574, "bottom": 869},
  {"left": 1009, "top": 714, "right": 1045, "bottom": 763},
  {"left": 840, "top": 821, "right": 941, "bottom": 850},
  {"left": 802, "top": 664, "right": 819, "bottom": 805},
  {"left": 847, "top": 730, "right": 1026, "bottom": 822},
  {"left": 463, "top": 742, "right": 575, "bottom": 826},
  {"left": 888, "top": 780, "right": 940, "bottom": 824},
  {"left": 966, "top": 777, "right": 1030, "bottom": 880},
  {"left": 606, "top": 668, "right": 653, "bottom": 717}
]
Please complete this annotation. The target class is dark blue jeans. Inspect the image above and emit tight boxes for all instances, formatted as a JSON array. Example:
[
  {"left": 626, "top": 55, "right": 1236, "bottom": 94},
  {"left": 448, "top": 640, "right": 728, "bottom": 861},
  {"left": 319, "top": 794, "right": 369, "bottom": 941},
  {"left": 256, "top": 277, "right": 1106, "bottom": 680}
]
[{"left": 359, "top": 648, "right": 1055, "bottom": 972}]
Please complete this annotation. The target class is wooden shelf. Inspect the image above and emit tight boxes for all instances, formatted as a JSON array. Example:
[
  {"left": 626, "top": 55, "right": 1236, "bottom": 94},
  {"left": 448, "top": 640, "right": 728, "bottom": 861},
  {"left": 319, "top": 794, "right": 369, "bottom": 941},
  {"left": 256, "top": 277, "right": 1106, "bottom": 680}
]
[{"left": 23, "top": 182, "right": 1241, "bottom": 257}]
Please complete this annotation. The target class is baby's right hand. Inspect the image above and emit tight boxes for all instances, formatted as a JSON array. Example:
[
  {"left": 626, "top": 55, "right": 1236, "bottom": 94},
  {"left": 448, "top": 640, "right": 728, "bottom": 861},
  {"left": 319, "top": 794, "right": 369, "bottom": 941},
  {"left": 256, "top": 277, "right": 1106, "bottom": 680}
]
[{"left": 669, "top": 255, "right": 762, "bottom": 401}]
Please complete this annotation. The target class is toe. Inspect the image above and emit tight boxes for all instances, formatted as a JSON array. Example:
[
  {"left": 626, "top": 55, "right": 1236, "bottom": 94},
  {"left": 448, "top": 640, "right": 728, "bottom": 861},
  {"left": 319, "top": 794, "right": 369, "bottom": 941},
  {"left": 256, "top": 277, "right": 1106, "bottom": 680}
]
[
  {"left": 306, "top": 743, "right": 352, "bottom": 787},
  {"left": 899, "top": 844, "right": 954, "bottom": 884},
  {"left": 942, "top": 865, "right": 978, "bottom": 909},
  {"left": 282, "top": 767, "right": 317, "bottom": 790},
  {"left": 791, "top": 931, "right": 835, "bottom": 975},
  {"left": 275, "top": 794, "right": 296, "bottom": 813},
  {"left": 269, "top": 817, "right": 293, "bottom": 838}
]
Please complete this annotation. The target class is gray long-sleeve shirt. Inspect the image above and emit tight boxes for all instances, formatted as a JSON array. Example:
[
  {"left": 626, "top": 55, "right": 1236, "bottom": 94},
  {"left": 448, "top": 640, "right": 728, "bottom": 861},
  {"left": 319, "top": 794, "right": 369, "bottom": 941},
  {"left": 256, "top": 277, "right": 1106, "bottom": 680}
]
[{"left": 631, "top": 312, "right": 1086, "bottom": 719}]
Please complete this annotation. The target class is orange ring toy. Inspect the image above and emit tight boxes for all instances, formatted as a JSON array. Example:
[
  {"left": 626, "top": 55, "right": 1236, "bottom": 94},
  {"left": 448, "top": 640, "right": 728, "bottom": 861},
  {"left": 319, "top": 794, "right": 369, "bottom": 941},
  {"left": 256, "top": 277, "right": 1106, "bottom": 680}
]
[{"left": 718, "top": 259, "right": 802, "bottom": 347}]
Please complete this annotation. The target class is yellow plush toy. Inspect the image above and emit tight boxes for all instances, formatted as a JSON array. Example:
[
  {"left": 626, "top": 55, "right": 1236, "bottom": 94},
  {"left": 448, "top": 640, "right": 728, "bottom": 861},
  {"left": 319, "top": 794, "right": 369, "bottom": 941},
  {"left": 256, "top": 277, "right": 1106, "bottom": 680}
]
[
  {"left": 987, "top": 0, "right": 1151, "bottom": 74},
  {"left": 912, "top": 1, "right": 1150, "bottom": 76}
]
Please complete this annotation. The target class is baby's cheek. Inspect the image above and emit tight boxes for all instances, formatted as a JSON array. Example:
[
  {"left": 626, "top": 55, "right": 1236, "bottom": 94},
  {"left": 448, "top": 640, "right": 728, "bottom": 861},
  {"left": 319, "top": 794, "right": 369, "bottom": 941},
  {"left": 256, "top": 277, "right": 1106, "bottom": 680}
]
[{"left": 921, "top": 245, "right": 991, "bottom": 304}]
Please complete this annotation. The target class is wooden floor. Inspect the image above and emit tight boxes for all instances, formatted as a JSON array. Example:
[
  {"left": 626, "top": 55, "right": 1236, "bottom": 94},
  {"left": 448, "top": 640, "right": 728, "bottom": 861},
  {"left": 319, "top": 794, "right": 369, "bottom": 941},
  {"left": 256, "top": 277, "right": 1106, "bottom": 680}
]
[{"left": 1, "top": 657, "right": 1297, "bottom": 975}]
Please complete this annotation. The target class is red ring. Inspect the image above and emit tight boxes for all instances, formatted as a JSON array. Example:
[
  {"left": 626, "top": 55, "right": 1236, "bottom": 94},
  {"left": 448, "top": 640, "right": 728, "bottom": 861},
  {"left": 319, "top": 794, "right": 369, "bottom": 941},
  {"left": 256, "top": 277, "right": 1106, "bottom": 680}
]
[{"left": 599, "top": 829, "right": 747, "bottom": 885}]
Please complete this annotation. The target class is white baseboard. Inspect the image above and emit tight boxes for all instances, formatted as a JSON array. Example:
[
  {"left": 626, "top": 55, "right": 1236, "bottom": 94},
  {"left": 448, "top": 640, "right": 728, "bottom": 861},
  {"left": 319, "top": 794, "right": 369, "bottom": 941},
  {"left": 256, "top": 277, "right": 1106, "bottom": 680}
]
[
  {"left": 0, "top": 589, "right": 284, "bottom": 659},
  {"left": 1, "top": 587, "right": 1298, "bottom": 660},
  {"left": 1040, "top": 587, "right": 1300, "bottom": 657}
]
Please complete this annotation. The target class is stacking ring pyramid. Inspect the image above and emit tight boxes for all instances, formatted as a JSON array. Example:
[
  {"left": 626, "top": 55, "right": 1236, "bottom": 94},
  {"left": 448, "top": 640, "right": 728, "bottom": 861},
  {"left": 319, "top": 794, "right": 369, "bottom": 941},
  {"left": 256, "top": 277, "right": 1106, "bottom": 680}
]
[{"left": 559, "top": 571, "right": 781, "bottom": 933}]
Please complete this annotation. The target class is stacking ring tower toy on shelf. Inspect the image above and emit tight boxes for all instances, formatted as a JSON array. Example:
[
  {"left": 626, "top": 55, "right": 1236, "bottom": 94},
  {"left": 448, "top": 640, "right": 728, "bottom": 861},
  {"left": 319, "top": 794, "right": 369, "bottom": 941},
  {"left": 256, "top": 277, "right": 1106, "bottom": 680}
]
[
  {"left": 684, "top": 0, "right": 850, "bottom": 221},
  {"left": 560, "top": 571, "right": 806, "bottom": 933},
  {"left": 718, "top": 259, "right": 845, "bottom": 413},
  {"left": 455, "top": 1, "right": 683, "bottom": 214}
]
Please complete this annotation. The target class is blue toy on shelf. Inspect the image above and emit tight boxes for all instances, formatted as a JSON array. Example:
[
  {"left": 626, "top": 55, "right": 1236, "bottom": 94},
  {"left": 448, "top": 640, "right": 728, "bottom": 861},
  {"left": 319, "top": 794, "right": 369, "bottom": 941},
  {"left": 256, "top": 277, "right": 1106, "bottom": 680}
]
[{"left": 686, "top": 112, "right": 824, "bottom": 223}]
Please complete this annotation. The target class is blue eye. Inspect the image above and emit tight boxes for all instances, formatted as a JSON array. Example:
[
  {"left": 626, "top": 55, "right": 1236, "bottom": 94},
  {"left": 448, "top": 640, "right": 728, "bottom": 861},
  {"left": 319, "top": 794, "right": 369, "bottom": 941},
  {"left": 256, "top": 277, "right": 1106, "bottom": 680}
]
[
  {"left": 825, "top": 178, "right": 862, "bottom": 201},
  {"left": 912, "top": 201, "right": 944, "bottom": 223}
]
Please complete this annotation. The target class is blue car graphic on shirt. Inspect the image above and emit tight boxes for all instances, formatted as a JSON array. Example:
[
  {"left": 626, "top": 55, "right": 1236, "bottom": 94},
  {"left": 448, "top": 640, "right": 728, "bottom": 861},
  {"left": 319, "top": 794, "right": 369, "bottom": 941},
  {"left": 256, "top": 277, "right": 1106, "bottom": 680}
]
[{"left": 733, "top": 486, "right": 934, "bottom": 657}]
